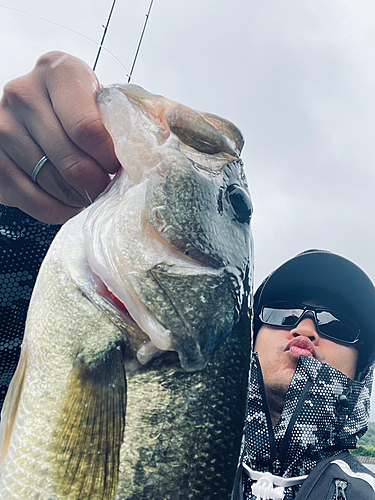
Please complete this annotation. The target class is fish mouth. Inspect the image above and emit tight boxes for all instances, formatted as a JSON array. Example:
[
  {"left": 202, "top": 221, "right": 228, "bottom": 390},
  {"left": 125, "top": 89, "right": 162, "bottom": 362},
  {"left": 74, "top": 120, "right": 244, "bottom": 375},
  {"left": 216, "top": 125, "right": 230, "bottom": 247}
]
[
  {"left": 95, "top": 281, "right": 172, "bottom": 366},
  {"left": 105, "top": 287, "right": 140, "bottom": 330},
  {"left": 285, "top": 337, "right": 316, "bottom": 359},
  {"left": 83, "top": 201, "right": 233, "bottom": 372},
  {"left": 90, "top": 256, "right": 239, "bottom": 372}
]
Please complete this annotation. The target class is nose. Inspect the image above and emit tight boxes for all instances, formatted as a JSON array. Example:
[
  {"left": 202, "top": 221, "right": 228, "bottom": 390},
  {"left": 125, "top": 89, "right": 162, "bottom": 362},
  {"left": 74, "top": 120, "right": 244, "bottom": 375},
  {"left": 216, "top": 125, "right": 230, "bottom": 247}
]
[{"left": 289, "top": 315, "right": 320, "bottom": 344}]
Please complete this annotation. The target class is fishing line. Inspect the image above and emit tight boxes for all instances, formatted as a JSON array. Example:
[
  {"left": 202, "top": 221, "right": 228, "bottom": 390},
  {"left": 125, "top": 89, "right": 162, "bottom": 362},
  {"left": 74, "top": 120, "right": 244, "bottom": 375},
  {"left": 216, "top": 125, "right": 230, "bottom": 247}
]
[
  {"left": 127, "top": 0, "right": 154, "bottom": 82},
  {"left": 0, "top": 3, "right": 129, "bottom": 74},
  {"left": 93, "top": 0, "right": 118, "bottom": 72},
  {"left": 0, "top": 1, "right": 155, "bottom": 83}
]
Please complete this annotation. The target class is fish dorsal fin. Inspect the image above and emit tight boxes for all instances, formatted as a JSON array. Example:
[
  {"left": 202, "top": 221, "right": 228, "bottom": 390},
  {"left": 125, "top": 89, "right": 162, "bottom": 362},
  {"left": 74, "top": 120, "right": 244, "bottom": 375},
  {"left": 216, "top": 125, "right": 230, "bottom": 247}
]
[
  {"left": 0, "top": 346, "right": 28, "bottom": 468},
  {"left": 50, "top": 341, "right": 127, "bottom": 500}
]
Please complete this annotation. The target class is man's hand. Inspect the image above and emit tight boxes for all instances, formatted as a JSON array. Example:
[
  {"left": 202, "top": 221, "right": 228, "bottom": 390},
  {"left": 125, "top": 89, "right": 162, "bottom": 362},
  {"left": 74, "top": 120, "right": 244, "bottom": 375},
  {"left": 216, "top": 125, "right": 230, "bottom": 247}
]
[{"left": 0, "top": 51, "right": 121, "bottom": 224}]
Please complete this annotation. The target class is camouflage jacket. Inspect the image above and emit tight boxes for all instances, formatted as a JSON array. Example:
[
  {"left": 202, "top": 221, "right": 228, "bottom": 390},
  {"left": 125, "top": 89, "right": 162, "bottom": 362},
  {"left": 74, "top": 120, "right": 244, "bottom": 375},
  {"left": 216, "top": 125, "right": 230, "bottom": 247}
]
[
  {"left": 0, "top": 206, "right": 60, "bottom": 411},
  {"left": 232, "top": 353, "right": 375, "bottom": 500}
]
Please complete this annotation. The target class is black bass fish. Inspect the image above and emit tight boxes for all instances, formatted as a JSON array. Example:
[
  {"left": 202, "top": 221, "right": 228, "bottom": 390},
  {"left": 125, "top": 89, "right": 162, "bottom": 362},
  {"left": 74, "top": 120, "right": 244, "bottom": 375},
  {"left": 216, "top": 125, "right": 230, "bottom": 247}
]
[{"left": 0, "top": 84, "right": 253, "bottom": 500}]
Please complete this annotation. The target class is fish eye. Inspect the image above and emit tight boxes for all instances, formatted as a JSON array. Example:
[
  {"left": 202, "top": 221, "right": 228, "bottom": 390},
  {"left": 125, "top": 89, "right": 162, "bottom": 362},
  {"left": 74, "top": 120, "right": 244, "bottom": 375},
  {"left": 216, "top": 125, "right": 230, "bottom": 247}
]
[{"left": 226, "top": 184, "right": 253, "bottom": 223}]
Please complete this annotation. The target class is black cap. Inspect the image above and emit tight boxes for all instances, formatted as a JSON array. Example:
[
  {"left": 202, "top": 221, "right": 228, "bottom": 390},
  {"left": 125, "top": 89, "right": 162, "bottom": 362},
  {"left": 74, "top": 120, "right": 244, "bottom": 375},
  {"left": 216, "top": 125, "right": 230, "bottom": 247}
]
[{"left": 254, "top": 250, "right": 375, "bottom": 377}]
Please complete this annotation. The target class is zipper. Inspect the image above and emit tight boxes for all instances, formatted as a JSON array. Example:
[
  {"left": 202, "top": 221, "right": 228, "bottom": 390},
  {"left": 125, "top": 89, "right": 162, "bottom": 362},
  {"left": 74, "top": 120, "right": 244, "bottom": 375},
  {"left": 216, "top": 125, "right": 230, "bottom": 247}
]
[{"left": 334, "top": 479, "right": 348, "bottom": 500}]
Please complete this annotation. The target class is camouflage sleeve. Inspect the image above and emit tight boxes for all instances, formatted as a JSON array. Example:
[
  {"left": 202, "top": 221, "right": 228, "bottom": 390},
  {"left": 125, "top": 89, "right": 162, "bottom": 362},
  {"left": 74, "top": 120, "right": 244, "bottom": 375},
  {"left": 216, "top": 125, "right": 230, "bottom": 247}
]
[{"left": 0, "top": 205, "right": 60, "bottom": 411}]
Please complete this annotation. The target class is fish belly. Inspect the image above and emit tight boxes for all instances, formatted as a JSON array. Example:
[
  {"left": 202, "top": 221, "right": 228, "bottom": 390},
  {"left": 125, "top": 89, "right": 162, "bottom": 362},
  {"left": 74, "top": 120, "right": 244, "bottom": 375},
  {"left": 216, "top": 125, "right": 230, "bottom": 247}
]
[{"left": 0, "top": 252, "right": 123, "bottom": 499}]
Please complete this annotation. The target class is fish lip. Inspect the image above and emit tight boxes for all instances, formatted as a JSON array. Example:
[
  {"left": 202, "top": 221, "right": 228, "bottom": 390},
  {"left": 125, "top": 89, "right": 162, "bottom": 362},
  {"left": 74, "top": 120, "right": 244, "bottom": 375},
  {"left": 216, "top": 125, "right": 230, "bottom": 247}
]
[{"left": 285, "top": 337, "right": 316, "bottom": 359}]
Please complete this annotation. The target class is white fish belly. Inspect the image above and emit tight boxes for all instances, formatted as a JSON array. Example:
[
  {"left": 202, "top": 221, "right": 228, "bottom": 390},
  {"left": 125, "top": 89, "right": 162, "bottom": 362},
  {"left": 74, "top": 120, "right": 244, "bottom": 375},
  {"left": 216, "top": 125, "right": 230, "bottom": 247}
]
[{"left": 0, "top": 255, "right": 123, "bottom": 499}]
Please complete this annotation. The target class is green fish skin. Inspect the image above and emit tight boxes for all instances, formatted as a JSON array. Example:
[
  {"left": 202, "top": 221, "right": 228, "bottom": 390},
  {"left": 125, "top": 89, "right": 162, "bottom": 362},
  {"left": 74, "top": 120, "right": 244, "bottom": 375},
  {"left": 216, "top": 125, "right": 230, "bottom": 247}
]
[{"left": 0, "top": 84, "right": 253, "bottom": 500}]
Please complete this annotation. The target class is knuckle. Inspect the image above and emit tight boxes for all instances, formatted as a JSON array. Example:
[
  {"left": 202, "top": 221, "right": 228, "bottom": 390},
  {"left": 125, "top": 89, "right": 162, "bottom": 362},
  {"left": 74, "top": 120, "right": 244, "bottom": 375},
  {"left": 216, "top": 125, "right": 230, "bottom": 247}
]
[
  {"left": 37, "top": 52, "right": 94, "bottom": 89},
  {"left": 60, "top": 152, "right": 92, "bottom": 186},
  {"left": 58, "top": 153, "right": 108, "bottom": 202},
  {"left": 69, "top": 112, "right": 106, "bottom": 146},
  {"left": 40, "top": 160, "right": 87, "bottom": 208},
  {"left": 0, "top": 52, "right": 74, "bottom": 110},
  {"left": 35, "top": 51, "right": 70, "bottom": 70},
  {"left": 2, "top": 79, "right": 19, "bottom": 99},
  {"left": 61, "top": 186, "right": 85, "bottom": 207},
  {"left": 0, "top": 117, "right": 12, "bottom": 142},
  {"left": 1, "top": 77, "right": 28, "bottom": 108},
  {"left": 1, "top": 75, "right": 44, "bottom": 116}
]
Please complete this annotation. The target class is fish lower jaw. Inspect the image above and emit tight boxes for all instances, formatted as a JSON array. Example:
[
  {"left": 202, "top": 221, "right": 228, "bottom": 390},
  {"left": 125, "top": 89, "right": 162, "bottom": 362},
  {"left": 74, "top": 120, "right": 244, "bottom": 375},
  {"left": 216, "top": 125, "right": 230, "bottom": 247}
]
[
  {"left": 136, "top": 340, "right": 167, "bottom": 365},
  {"left": 97, "top": 282, "right": 176, "bottom": 364},
  {"left": 106, "top": 288, "right": 172, "bottom": 366},
  {"left": 79, "top": 265, "right": 176, "bottom": 359}
]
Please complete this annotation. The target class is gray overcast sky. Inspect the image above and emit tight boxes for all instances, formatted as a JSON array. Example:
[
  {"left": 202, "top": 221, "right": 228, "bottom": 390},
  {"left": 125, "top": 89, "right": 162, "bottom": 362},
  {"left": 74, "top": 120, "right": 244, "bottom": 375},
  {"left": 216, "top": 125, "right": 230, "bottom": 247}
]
[{"left": 1, "top": 0, "right": 375, "bottom": 416}]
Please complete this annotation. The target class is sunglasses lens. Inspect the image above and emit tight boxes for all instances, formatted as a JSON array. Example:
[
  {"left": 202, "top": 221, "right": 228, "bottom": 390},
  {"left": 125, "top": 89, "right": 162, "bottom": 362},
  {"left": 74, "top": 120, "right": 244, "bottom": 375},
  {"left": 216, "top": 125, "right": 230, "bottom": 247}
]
[
  {"left": 261, "top": 306, "right": 304, "bottom": 327},
  {"left": 260, "top": 303, "right": 360, "bottom": 344},
  {"left": 316, "top": 311, "right": 359, "bottom": 343}
]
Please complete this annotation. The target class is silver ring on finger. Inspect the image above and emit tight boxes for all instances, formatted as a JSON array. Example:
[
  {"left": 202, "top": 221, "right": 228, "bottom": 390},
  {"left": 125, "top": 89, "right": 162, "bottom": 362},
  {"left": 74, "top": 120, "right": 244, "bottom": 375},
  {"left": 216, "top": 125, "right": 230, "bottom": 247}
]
[{"left": 32, "top": 155, "right": 49, "bottom": 183}]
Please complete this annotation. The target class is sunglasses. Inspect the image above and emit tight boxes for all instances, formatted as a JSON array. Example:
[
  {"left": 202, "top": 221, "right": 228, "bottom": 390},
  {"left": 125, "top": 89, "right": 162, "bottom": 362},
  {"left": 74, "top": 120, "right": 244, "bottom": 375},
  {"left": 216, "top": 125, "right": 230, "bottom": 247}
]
[{"left": 259, "top": 301, "right": 360, "bottom": 345}]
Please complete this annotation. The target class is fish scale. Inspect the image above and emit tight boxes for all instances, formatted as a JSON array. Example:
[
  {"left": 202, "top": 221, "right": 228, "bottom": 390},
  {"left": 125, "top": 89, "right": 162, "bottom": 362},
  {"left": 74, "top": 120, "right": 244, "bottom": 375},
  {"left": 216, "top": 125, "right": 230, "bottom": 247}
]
[
  {"left": 0, "top": 84, "right": 253, "bottom": 499},
  {"left": 115, "top": 328, "right": 250, "bottom": 499}
]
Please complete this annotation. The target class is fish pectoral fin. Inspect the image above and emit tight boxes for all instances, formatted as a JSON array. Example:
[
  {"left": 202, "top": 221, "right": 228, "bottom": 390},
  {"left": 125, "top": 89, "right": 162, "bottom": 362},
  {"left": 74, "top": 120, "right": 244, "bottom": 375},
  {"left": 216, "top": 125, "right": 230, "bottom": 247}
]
[
  {"left": 50, "top": 341, "right": 127, "bottom": 500},
  {"left": 0, "top": 345, "right": 28, "bottom": 469}
]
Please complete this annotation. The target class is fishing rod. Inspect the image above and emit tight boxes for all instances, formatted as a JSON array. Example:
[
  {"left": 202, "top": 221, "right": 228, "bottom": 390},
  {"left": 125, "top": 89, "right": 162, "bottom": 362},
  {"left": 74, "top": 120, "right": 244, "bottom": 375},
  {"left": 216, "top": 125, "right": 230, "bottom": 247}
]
[
  {"left": 127, "top": 0, "right": 154, "bottom": 82},
  {"left": 93, "top": 0, "right": 118, "bottom": 72},
  {"left": 94, "top": 0, "right": 154, "bottom": 81}
]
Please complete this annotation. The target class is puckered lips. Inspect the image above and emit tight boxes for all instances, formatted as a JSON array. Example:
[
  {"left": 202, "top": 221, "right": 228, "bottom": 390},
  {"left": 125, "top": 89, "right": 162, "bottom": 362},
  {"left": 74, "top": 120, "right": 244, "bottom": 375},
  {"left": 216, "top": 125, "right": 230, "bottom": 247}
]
[{"left": 285, "top": 336, "right": 316, "bottom": 359}]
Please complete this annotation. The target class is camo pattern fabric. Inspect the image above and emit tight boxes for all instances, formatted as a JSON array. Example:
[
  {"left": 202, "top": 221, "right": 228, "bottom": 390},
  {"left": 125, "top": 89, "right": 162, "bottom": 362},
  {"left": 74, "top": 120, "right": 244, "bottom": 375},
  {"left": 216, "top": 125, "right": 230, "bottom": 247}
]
[
  {"left": 240, "top": 353, "right": 374, "bottom": 499},
  {"left": 0, "top": 206, "right": 60, "bottom": 411}
]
